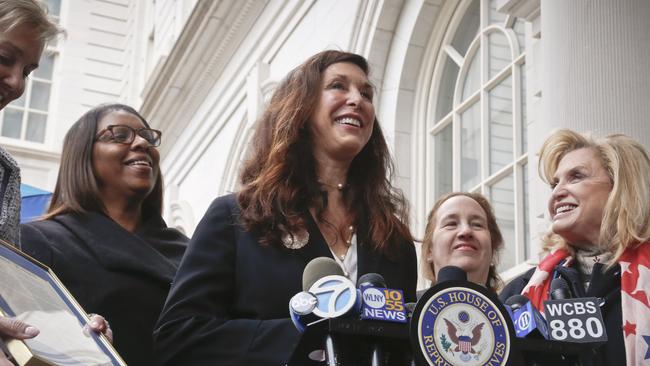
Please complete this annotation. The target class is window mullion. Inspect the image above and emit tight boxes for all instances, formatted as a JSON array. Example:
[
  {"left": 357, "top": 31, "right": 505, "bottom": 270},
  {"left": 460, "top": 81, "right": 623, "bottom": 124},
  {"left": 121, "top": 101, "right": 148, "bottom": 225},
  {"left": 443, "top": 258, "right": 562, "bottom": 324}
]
[
  {"left": 513, "top": 61, "right": 526, "bottom": 263},
  {"left": 479, "top": 1, "right": 488, "bottom": 194},
  {"left": 512, "top": 64, "right": 522, "bottom": 156},
  {"left": 480, "top": 0, "right": 488, "bottom": 30},
  {"left": 514, "top": 161, "right": 525, "bottom": 263},
  {"left": 452, "top": 111, "right": 460, "bottom": 191},
  {"left": 20, "top": 80, "right": 34, "bottom": 140}
]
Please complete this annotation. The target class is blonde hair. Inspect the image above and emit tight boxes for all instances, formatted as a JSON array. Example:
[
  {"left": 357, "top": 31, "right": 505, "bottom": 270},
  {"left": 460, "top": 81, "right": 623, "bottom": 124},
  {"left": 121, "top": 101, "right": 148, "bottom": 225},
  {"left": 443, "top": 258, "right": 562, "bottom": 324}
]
[
  {"left": 420, "top": 192, "right": 504, "bottom": 292},
  {"left": 538, "top": 129, "right": 650, "bottom": 263},
  {"left": 0, "top": 0, "right": 62, "bottom": 43}
]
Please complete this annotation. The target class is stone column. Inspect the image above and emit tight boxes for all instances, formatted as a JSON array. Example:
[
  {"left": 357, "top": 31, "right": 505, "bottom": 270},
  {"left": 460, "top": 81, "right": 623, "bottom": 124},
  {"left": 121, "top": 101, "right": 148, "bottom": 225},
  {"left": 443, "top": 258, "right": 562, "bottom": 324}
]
[{"left": 541, "top": 0, "right": 650, "bottom": 148}]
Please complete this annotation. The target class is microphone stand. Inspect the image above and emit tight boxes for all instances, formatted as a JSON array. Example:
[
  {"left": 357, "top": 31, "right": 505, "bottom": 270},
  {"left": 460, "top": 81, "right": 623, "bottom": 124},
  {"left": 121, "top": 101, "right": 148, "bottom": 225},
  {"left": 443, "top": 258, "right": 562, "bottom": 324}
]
[
  {"left": 325, "top": 334, "right": 339, "bottom": 366},
  {"left": 370, "top": 344, "right": 383, "bottom": 366}
]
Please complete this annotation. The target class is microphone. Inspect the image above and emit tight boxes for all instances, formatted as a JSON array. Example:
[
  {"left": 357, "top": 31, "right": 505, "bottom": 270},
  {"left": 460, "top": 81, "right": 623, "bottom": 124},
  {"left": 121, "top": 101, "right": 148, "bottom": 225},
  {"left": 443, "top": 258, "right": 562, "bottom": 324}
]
[
  {"left": 411, "top": 267, "right": 515, "bottom": 366},
  {"left": 302, "top": 256, "right": 345, "bottom": 291},
  {"left": 358, "top": 273, "right": 407, "bottom": 323},
  {"left": 358, "top": 273, "right": 386, "bottom": 366},
  {"left": 550, "top": 277, "right": 573, "bottom": 300},
  {"left": 357, "top": 272, "right": 386, "bottom": 289},
  {"left": 290, "top": 262, "right": 412, "bottom": 366},
  {"left": 298, "top": 257, "right": 358, "bottom": 366},
  {"left": 288, "top": 291, "right": 318, "bottom": 333},
  {"left": 505, "top": 294, "right": 549, "bottom": 339},
  {"left": 404, "top": 302, "right": 416, "bottom": 319},
  {"left": 304, "top": 258, "right": 359, "bottom": 319},
  {"left": 505, "top": 294, "right": 530, "bottom": 311},
  {"left": 498, "top": 278, "right": 607, "bottom": 365},
  {"left": 357, "top": 273, "right": 405, "bottom": 366},
  {"left": 289, "top": 257, "right": 349, "bottom": 334},
  {"left": 436, "top": 265, "right": 467, "bottom": 283},
  {"left": 508, "top": 278, "right": 608, "bottom": 366},
  {"left": 543, "top": 278, "right": 607, "bottom": 344}
]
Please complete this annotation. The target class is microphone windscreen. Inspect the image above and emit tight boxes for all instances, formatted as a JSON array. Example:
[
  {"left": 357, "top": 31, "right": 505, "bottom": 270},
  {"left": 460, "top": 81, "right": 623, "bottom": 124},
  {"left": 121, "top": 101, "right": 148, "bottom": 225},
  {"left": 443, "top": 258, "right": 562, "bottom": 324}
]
[
  {"left": 505, "top": 294, "right": 530, "bottom": 311},
  {"left": 437, "top": 266, "right": 467, "bottom": 283},
  {"left": 550, "top": 277, "right": 572, "bottom": 300},
  {"left": 302, "top": 257, "right": 344, "bottom": 291},
  {"left": 405, "top": 302, "right": 417, "bottom": 316},
  {"left": 357, "top": 272, "right": 386, "bottom": 289}
]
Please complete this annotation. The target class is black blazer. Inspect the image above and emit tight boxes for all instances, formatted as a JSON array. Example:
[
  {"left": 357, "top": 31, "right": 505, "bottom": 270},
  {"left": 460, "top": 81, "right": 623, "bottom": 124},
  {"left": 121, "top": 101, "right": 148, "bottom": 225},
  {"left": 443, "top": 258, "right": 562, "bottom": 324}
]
[
  {"left": 154, "top": 193, "right": 417, "bottom": 366},
  {"left": 20, "top": 211, "right": 188, "bottom": 366}
]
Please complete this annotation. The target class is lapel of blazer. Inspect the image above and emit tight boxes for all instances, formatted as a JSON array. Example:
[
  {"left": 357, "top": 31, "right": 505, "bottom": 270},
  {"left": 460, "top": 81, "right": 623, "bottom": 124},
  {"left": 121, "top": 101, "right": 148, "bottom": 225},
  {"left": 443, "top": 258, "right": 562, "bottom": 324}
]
[
  {"left": 294, "top": 210, "right": 381, "bottom": 278},
  {"left": 294, "top": 211, "right": 334, "bottom": 265},
  {"left": 355, "top": 218, "right": 380, "bottom": 278},
  {"left": 55, "top": 213, "right": 177, "bottom": 283}
]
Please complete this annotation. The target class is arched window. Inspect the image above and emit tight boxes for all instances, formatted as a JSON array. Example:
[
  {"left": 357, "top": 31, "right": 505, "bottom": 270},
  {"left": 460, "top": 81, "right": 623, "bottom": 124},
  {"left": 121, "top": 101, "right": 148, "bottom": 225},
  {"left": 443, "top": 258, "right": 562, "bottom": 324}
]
[{"left": 429, "top": 0, "right": 529, "bottom": 272}]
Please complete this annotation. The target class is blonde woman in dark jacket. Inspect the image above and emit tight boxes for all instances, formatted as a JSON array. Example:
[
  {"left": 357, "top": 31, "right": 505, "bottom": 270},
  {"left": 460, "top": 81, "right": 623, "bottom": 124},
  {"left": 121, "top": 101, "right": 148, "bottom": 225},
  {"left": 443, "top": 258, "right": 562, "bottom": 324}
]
[
  {"left": 0, "top": 1, "right": 110, "bottom": 363},
  {"left": 500, "top": 129, "right": 650, "bottom": 366},
  {"left": 0, "top": 0, "right": 60, "bottom": 362}
]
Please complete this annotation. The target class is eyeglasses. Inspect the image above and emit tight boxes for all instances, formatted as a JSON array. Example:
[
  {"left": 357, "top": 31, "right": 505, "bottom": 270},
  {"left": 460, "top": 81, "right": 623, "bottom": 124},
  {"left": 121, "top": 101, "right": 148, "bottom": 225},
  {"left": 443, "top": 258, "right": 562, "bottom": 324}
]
[{"left": 94, "top": 125, "right": 162, "bottom": 147}]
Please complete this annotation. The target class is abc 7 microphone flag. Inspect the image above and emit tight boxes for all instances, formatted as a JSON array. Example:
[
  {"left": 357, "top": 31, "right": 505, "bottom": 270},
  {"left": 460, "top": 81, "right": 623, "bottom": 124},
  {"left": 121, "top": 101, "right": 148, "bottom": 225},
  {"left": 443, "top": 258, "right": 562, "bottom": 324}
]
[
  {"left": 410, "top": 280, "right": 515, "bottom": 366},
  {"left": 309, "top": 274, "right": 359, "bottom": 318}
]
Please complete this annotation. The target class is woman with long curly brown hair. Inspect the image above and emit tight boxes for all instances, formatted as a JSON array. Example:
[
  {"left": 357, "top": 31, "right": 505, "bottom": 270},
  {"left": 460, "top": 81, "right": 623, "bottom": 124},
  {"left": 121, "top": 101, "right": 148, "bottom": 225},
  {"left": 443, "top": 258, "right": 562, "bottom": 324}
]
[{"left": 154, "top": 50, "right": 417, "bottom": 365}]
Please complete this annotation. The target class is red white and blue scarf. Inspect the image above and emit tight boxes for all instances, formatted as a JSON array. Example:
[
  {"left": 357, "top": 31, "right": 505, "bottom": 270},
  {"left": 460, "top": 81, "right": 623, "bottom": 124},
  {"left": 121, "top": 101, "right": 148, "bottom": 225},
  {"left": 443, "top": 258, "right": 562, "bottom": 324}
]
[{"left": 521, "top": 243, "right": 650, "bottom": 365}]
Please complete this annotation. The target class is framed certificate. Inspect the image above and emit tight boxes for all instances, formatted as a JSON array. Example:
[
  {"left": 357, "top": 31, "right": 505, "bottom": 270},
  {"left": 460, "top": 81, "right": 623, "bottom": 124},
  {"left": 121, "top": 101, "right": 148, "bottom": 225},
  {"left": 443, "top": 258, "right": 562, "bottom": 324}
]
[{"left": 0, "top": 239, "right": 126, "bottom": 366}]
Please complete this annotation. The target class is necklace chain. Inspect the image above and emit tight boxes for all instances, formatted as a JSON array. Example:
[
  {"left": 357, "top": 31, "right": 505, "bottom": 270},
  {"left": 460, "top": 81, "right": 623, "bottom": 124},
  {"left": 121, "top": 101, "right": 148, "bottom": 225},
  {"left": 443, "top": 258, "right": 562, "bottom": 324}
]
[
  {"left": 319, "top": 180, "right": 347, "bottom": 191},
  {"left": 339, "top": 225, "right": 355, "bottom": 260}
]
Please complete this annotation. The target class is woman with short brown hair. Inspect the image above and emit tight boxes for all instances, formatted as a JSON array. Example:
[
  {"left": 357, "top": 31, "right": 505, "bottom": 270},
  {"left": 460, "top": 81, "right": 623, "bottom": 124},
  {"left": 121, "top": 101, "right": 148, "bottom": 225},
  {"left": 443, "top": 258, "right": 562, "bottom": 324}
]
[{"left": 421, "top": 192, "right": 504, "bottom": 292}]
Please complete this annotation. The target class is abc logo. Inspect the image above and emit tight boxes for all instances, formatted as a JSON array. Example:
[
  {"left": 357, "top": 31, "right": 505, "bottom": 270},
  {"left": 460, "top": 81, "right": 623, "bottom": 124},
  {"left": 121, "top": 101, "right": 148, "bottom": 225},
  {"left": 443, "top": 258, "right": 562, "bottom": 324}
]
[
  {"left": 517, "top": 311, "right": 531, "bottom": 329},
  {"left": 362, "top": 288, "right": 386, "bottom": 309},
  {"left": 309, "top": 275, "right": 357, "bottom": 318},
  {"left": 290, "top": 292, "right": 317, "bottom": 315}
]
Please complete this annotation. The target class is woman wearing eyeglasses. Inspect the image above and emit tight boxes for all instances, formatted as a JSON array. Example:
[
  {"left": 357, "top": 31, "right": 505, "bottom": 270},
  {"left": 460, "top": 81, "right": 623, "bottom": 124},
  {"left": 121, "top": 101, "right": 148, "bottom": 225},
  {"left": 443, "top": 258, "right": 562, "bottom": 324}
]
[{"left": 19, "top": 103, "right": 188, "bottom": 366}]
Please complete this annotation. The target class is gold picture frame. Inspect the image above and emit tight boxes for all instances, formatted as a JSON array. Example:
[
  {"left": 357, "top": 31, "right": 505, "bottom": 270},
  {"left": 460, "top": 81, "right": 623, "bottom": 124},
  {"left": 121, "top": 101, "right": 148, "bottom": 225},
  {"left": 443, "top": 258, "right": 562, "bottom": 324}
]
[{"left": 0, "top": 239, "right": 126, "bottom": 366}]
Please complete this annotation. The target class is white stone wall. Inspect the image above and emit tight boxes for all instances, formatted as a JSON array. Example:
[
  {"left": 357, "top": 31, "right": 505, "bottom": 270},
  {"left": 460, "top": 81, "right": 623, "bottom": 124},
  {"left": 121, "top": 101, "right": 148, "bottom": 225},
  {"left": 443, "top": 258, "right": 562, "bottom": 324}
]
[
  {"left": 149, "top": 0, "right": 462, "bottom": 235},
  {"left": 540, "top": 0, "right": 650, "bottom": 149},
  {"left": 8, "top": 0, "right": 649, "bottom": 280},
  {"left": 8, "top": 0, "right": 200, "bottom": 191},
  {"left": 144, "top": 0, "right": 378, "bottom": 234},
  {"left": 7, "top": 0, "right": 137, "bottom": 190}
]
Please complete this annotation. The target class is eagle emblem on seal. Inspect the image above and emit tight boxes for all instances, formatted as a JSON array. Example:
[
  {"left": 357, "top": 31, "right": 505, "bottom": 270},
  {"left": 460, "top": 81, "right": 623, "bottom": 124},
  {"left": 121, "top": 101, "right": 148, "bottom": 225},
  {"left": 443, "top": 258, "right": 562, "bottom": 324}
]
[{"left": 443, "top": 318, "right": 484, "bottom": 355}]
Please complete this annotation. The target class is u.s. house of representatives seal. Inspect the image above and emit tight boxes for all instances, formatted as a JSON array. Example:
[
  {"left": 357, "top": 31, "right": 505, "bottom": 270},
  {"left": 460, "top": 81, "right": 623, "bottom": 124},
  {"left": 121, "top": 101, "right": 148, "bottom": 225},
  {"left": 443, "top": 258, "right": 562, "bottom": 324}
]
[{"left": 411, "top": 283, "right": 512, "bottom": 366}]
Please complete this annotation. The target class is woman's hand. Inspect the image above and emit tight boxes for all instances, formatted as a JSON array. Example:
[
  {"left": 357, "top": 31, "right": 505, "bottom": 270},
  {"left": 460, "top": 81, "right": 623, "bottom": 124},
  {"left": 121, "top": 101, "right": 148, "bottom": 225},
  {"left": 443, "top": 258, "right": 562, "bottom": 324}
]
[
  {"left": 86, "top": 314, "right": 113, "bottom": 344},
  {"left": 0, "top": 314, "right": 113, "bottom": 366},
  {"left": 0, "top": 316, "right": 39, "bottom": 366},
  {"left": 0, "top": 315, "right": 39, "bottom": 338}
]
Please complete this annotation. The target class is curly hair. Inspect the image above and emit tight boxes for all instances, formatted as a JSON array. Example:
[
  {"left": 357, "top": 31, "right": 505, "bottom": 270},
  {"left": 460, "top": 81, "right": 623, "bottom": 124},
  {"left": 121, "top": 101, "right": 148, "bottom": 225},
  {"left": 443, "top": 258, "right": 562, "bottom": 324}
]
[
  {"left": 237, "top": 50, "right": 412, "bottom": 254},
  {"left": 420, "top": 192, "right": 504, "bottom": 292},
  {"left": 538, "top": 129, "right": 650, "bottom": 263}
]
